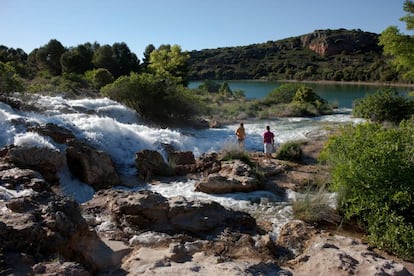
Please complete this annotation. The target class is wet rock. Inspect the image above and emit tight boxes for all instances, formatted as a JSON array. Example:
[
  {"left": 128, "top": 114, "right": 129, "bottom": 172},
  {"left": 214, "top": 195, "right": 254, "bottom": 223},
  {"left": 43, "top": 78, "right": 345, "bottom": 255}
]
[
  {"left": 2, "top": 145, "right": 64, "bottom": 184},
  {"left": 66, "top": 139, "right": 120, "bottom": 190},
  {"left": 28, "top": 123, "right": 75, "bottom": 144},
  {"left": 135, "top": 149, "right": 172, "bottom": 180}
]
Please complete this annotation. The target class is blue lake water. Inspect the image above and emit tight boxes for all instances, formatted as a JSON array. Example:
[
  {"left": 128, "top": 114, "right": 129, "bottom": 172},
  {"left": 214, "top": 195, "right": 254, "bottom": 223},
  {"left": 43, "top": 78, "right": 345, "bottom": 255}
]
[{"left": 189, "top": 80, "right": 412, "bottom": 108}]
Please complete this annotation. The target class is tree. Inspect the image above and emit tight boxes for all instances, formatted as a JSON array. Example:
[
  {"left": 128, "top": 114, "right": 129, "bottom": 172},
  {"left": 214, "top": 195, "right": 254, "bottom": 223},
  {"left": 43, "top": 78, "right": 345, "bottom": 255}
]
[
  {"left": 379, "top": 0, "right": 414, "bottom": 81},
  {"left": 93, "top": 44, "right": 116, "bottom": 75},
  {"left": 148, "top": 44, "right": 190, "bottom": 86},
  {"left": 142, "top": 44, "right": 155, "bottom": 70},
  {"left": 60, "top": 43, "right": 94, "bottom": 74},
  {"left": 111, "top": 42, "right": 140, "bottom": 77},
  {"left": 35, "top": 39, "right": 65, "bottom": 75}
]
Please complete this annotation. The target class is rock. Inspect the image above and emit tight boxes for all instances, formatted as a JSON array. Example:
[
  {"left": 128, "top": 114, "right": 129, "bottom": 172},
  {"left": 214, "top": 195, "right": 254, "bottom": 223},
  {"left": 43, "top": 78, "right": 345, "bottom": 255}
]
[
  {"left": 276, "top": 220, "right": 317, "bottom": 258},
  {"left": 135, "top": 149, "right": 172, "bottom": 180},
  {"left": 168, "top": 196, "right": 257, "bottom": 235},
  {"left": 28, "top": 123, "right": 75, "bottom": 144},
  {"left": 66, "top": 139, "right": 120, "bottom": 189},
  {"left": 0, "top": 191, "right": 119, "bottom": 273},
  {"left": 168, "top": 151, "right": 197, "bottom": 175},
  {"left": 195, "top": 152, "right": 221, "bottom": 176},
  {"left": 82, "top": 190, "right": 257, "bottom": 238},
  {"left": 0, "top": 167, "right": 49, "bottom": 192},
  {"left": 290, "top": 233, "right": 411, "bottom": 276},
  {"left": 194, "top": 160, "right": 261, "bottom": 194},
  {"left": 2, "top": 145, "right": 64, "bottom": 184}
]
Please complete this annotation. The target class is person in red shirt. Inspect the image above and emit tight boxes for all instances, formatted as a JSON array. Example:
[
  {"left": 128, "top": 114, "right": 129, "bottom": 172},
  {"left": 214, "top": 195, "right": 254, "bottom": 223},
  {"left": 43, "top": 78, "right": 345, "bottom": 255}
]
[{"left": 263, "top": 125, "right": 275, "bottom": 162}]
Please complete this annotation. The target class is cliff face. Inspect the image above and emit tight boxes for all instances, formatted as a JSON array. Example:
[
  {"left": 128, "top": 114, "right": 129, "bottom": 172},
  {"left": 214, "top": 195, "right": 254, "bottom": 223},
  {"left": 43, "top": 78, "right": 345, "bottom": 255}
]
[{"left": 300, "top": 29, "right": 381, "bottom": 56}]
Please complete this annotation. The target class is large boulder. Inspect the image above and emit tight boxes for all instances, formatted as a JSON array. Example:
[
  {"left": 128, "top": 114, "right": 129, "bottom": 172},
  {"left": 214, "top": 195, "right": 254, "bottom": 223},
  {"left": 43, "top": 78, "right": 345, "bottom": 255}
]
[
  {"left": 135, "top": 149, "right": 172, "bottom": 180},
  {"left": 0, "top": 191, "right": 120, "bottom": 274},
  {"left": 194, "top": 160, "right": 261, "bottom": 194},
  {"left": 168, "top": 151, "right": 196, "bottom": 175},
  {"left": 66, "top": 139, "right": 120, "bottom": 190},
  {"left": 1, "top": 145, "right": 64, "bottom": 184}
]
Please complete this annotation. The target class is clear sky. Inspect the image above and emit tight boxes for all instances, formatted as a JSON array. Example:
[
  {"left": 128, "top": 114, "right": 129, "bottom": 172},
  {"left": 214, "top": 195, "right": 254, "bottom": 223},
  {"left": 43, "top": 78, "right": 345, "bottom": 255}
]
[{"left": 1, "top": 0, "right": 409, "bottom": 59}]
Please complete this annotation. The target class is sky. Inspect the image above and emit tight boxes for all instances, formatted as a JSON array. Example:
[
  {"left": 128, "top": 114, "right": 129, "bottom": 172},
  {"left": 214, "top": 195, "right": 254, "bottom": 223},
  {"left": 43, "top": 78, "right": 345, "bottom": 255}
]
[{"left": 1, "top": 0, "right": 409, "bottom": 59}]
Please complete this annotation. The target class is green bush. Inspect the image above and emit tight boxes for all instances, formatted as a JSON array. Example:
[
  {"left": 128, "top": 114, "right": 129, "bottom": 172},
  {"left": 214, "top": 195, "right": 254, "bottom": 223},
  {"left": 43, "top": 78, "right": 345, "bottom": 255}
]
[
  {"left": 101, "top": 72, "right": 203, "bottom": 124},
  {"left": 276, "top": 140, "right": 303, "bottom": 161},
  {"left": 352, "top": 88, "right": 414, "bottom": 124},
  {"left": 85, "top": 68, "right": 114, "bottom": 89},
  {"left": 0, "top": 61, "right": 24, "bottom": 93},
  {"left": 320, "top": 122, "right": 414, "bottom": 260}
]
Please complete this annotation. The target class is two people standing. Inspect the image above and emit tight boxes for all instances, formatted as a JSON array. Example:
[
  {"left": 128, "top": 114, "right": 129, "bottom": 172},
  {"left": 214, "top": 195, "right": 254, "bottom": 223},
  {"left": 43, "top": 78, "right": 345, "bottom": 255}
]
[{"left": 235, "top": 123, "right": 276, "bottom": 162}]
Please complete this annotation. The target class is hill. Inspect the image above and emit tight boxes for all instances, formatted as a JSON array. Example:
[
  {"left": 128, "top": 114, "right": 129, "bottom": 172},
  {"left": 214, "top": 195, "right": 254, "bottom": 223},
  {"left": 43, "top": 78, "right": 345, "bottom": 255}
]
[{"left": 187, "top": 28, "right": 402, "bottom": 83}]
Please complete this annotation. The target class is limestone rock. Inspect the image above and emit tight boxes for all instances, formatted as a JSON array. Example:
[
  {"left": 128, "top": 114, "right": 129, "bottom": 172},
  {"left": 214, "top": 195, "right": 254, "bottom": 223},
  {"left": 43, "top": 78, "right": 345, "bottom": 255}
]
[
  {"left": 66, "top": 139, "right": 120, "bottom": 189},
  {"left": 194, "top": 160, "right": 261, "bottom": 194}
]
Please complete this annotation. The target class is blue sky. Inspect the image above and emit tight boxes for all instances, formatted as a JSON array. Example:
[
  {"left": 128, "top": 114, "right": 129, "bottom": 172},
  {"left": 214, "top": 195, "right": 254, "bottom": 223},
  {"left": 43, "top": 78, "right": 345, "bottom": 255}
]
[{"left": 1, "top": 0, "right": 408, "bottom": 59}]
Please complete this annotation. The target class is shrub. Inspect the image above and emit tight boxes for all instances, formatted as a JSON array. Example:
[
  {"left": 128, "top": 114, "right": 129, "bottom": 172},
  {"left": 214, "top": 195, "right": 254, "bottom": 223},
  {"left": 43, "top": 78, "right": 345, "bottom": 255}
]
[
  {"left": 85, "top": 68, "right": 114, "bottom": 89},
  {"left": 352, "top": 88, "right": 414, "bottom": 124},
  {"left": 319, "top": 122, "right": 414, "bottom": 260},
  {"left": 101, "top": 72, "right": 203, "bottom": 124},
  {"left": 0, "top": 61, "right": 24, "bottom": 93},
  {"left": 276, "top": 140, "right": 303, "bottom": 161}
]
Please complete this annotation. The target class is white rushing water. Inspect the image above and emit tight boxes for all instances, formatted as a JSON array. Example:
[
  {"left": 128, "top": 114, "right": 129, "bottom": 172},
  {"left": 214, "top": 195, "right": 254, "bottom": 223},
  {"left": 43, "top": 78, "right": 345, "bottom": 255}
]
[{"left": 0, "top": 95, "right": 364, "bottom": 236}]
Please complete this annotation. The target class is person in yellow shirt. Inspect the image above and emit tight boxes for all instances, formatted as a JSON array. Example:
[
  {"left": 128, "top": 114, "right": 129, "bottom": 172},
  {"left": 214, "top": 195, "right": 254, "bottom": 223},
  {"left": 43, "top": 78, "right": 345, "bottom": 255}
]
[{"left": 235, "top": 123, "right": 246, "bottom": 150}]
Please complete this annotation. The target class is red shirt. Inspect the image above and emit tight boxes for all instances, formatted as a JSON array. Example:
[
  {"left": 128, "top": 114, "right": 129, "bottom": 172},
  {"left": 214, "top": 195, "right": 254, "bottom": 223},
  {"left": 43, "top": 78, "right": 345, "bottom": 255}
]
[{"left": 263, "top": 131, "right": 274, "bottom": 144}]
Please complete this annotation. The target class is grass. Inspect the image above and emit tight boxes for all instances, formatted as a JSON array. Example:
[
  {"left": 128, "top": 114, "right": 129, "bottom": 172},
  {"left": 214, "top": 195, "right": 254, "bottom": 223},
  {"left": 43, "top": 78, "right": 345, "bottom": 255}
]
[{"left": 292, "top": 185, "right": 341, "bottom": 225}]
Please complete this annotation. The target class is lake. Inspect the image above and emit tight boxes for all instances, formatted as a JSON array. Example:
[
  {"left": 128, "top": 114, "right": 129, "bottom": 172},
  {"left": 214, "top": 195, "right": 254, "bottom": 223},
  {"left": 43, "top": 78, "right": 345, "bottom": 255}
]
[{"left": 188, "top": 80, "right": 412, "bottom": 108}]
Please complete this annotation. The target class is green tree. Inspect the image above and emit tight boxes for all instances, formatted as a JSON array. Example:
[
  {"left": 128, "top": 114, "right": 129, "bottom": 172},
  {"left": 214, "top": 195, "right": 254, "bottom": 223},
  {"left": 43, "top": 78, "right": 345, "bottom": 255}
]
[
  {"left": 60, "top": 43, "right": 94, "bottom": 74},
  {"left": 142, "top": 44, "right": 155, "bottom": 70},
  {"left": 148, "top": 44, "right": 190, "bottom": 85},
  {"left": 35, "top": 39, "right": 65, "bottom": 75},
  {"left": 379, "top": 0, "right": 414, "bottom": 81},
  {"left": 0, "top": 61, "right": 24, "bottom": 93},
  {"left": 93, "top": 44, "right": 116, "bottom": 75},
  {"left": 112, "top": 42, "right": 140, "bottom": 77}
]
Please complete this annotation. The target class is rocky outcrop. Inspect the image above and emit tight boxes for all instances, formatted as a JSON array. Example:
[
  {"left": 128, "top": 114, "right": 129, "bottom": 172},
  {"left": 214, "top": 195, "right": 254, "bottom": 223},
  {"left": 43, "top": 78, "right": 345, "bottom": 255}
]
[
  {"left": 0, "top": 191, "right": 120, "bottom": 274},
  {"left": 1, "top": 145, "right": 64, "bottom": 184},
  {"left": 300, "top": 29, "right": 380, "bottom": 56},
  {"left": 194, "top": 159, "right": 261, "bottom": 194},
  {"left": 82, "top": 189, "right": 258, "bottom": 238},
  {"left": 66, "top": 139, "right": 120, "bottom": 189}
]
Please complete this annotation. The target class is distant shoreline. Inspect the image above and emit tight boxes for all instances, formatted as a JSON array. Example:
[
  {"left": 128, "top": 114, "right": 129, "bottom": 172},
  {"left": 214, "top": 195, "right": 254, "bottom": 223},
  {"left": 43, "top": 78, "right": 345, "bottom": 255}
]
[{"left": 278, "top": 79, "right": 414, "bottom": 88}]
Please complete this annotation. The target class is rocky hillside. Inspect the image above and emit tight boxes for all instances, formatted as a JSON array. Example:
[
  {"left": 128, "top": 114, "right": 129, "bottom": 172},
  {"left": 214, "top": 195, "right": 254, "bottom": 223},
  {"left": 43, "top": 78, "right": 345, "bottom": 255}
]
[{"left": 188, "top": 28, "right": 401, "bottom": 82}]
